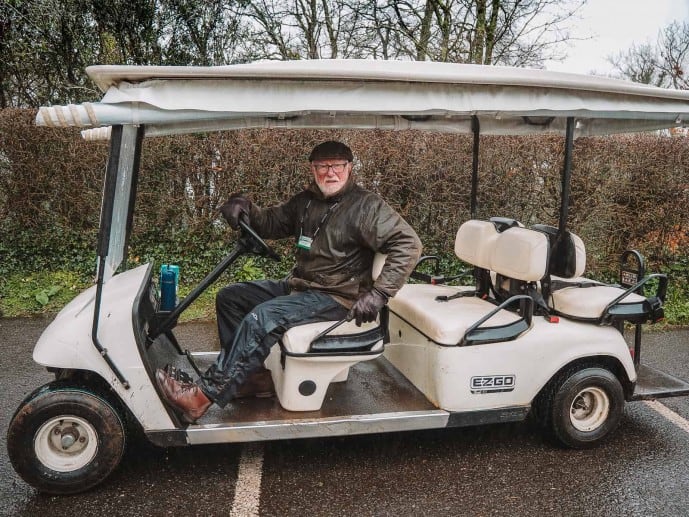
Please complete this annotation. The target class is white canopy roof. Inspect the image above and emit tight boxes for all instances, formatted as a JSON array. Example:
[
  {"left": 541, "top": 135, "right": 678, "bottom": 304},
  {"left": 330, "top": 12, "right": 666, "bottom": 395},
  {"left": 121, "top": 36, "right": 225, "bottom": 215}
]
[{"left": 35, "top": 60, "right": 689, "bottom": 139}]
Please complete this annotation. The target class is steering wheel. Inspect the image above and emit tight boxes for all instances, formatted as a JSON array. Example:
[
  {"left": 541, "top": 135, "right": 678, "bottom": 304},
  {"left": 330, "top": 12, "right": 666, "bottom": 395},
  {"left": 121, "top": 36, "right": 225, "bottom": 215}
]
[{"left": 238, "top": 218, "right": 281, "bottom": 261}]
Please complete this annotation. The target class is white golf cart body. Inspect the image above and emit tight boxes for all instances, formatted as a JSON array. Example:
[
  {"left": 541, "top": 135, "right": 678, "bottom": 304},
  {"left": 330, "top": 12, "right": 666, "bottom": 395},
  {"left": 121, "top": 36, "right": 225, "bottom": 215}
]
[{"left": 13, "top": 61, "right": 689, "bottom": 492}]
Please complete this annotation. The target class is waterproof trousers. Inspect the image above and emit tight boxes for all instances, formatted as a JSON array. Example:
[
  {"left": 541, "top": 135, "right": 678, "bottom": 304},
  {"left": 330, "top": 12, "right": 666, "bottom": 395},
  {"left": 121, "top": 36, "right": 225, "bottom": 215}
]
[{"left": 199, "top": 280, "right": 348, "bottom": 407}]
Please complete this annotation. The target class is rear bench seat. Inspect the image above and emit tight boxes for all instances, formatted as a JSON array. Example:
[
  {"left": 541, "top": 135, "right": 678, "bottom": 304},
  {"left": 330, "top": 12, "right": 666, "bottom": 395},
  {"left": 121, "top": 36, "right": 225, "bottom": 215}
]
[
  {"left": 389, "top": 284, "right": 520, "bottom": 345},
  {"left": 533, "top": 224, "right": 664, "bottom": 324},
  {"left": 389, "top": 219, "right": 549, "bottom": 346}
]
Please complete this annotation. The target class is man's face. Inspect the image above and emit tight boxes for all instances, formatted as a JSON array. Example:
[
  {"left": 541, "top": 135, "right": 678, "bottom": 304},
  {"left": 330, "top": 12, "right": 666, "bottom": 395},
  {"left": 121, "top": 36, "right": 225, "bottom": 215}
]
[{"left": 311, "top": 159, "right": 352, "bottom": 197}]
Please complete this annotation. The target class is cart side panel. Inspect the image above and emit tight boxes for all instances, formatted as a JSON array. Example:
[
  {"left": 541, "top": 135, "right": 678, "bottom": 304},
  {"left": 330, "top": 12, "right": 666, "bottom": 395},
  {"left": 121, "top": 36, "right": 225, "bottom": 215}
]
[{"left": 385, "top": 312, "right": 635, "bottom": 412}]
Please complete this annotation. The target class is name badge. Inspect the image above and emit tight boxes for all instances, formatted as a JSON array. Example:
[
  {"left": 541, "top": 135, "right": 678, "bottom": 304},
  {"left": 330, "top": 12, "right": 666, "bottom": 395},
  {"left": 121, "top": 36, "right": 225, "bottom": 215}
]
[{"left": 297, "top": 234, "right": 313, "bottom": 250}]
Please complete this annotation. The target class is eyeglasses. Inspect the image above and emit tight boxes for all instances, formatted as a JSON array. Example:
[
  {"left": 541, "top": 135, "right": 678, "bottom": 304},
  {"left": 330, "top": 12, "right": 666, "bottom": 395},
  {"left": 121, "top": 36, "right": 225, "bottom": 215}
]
[{"left": 313, "top": 162, "right": 349, "bottom": 174}]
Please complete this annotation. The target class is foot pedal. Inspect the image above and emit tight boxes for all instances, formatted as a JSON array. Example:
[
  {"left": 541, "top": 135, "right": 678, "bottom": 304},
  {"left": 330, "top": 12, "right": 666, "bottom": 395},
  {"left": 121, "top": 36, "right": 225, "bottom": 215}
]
[{"left": 184, "top": 349, "right": 203, "bottom": 377}]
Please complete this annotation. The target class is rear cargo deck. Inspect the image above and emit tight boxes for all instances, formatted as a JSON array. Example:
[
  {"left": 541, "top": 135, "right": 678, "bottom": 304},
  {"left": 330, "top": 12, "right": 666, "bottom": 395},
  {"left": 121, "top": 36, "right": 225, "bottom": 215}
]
[{"left": 631, "top": 363, "right": 689, "bottom": 400}]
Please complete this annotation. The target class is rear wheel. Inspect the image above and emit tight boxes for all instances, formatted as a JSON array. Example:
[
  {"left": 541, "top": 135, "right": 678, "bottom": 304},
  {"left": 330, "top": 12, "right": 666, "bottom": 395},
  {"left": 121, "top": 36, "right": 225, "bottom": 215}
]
[
  {"left": 7, "top": 382, "right": 126, "bottom": 494},
  {"left": 533, "top": 366, "right": 625, "bottom": 449}
]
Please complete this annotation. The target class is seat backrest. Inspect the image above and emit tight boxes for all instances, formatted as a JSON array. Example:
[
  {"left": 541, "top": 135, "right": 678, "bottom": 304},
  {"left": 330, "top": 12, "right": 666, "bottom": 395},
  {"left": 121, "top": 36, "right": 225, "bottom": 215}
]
[
  {"left": 531, "top": 224, "right": 586, "bottom": 279},
  {"left": 455, "top": 220, "right": 499, "bottom": 269},
  {"left": 455, "top": 220, "right": 549, "bottom": 282},
  {"left": 492, "top": 227, "right": 549, "bottom": 282}
]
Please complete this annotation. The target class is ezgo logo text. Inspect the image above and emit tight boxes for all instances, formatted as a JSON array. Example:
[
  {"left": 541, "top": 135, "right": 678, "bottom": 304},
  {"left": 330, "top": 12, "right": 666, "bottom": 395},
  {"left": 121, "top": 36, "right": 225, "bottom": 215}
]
[{"left": 470, "top": 375, "right": 516, "bottom": 394}]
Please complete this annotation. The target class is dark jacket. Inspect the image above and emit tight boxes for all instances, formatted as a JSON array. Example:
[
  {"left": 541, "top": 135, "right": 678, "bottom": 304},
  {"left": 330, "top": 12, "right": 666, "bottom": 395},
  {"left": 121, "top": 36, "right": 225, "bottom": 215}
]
[{"left": 249, "top": 177, "right": 422, "bottom": 308}]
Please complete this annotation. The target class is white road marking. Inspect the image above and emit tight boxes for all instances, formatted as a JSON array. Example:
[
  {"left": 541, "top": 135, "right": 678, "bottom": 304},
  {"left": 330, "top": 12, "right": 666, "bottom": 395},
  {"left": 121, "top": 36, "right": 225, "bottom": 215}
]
[
  {"left": 644, "top": 400, "right": 689, "bottom": 434},
  {"left": 230, "top": 443, "right": 264, "bottom": 517}
]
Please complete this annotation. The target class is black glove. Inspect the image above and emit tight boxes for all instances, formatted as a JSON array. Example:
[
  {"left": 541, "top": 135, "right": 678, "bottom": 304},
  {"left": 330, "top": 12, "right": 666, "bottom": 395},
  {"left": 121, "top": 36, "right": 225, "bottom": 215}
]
[
  {"left": 219, "top": 194, "right": 251, "bottom": 230},
  {"left": 349, "top": 288, "right": 388, "bottom": 326}
]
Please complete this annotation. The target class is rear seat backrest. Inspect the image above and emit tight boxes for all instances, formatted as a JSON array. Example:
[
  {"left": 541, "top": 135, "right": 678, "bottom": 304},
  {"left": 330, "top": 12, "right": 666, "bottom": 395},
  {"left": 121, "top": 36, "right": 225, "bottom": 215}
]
[
  {"left": 491, "top": 227, "right": 549, "bottom": 281},
  {"left": 454, "top": 219, "right": 548, "bottom": 283},
  {"left": 454, "top": 220, "right": 499, "bottom": 269},
  {"left": 560, "top": 232, "right": 586, "bottom": 278},
  {"left": 531, "top": 224, "right": 586, "bottom": 279}
]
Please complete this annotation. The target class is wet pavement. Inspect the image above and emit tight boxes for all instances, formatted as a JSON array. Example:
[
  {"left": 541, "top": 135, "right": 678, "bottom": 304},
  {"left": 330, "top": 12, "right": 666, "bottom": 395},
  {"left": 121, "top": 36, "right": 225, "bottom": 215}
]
[{"left": 2, "top": 317, "right": 689, "bottom": 516}]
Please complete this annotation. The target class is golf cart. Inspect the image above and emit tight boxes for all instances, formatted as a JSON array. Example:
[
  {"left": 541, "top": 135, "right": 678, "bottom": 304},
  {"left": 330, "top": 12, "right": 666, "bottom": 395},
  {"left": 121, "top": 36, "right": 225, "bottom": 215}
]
[{"left": 7, "top": 60, "right": 689, "bottom": 495}]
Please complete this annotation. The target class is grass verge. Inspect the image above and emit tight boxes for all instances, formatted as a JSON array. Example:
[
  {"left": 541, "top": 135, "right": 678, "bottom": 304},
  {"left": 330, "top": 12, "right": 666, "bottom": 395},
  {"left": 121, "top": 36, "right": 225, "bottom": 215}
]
[{"left": 0, "top": 271, "right": 218, "bottom": 322}]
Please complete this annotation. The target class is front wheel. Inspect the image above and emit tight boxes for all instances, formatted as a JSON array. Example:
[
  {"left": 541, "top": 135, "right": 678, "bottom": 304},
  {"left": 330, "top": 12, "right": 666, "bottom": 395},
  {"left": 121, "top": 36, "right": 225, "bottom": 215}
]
[
  {"left": 7, "top": 382, "right": 126, "bottom": 494},
  {"left": 533, "top": 367, "right": 625, "bottom": 449}
]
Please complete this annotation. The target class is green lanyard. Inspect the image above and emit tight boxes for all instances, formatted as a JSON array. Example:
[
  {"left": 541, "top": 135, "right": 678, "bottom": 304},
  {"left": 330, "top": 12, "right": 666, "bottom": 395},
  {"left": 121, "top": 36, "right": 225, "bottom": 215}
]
[{"left": 297, "top": 199, "right": 339, "bottom": 251}]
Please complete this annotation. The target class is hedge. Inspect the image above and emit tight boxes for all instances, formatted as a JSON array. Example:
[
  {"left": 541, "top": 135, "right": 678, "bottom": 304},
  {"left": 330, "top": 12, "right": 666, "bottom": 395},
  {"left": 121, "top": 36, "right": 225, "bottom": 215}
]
[{"left": 1, "top": 108, "right": 687, "bottom": 285}]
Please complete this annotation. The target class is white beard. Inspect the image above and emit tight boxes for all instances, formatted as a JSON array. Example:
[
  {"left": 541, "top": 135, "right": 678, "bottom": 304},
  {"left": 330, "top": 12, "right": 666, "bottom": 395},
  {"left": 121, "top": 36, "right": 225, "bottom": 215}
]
[{"left": 316, "top": 176, "right": 347, "bottom": 197}]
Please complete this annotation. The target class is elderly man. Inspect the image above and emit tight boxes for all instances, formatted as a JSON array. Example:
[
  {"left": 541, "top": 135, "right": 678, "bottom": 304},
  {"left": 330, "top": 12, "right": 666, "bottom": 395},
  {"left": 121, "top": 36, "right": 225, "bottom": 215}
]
[{"left": 156, "top": 141, "right": 422, "bottom": 422}]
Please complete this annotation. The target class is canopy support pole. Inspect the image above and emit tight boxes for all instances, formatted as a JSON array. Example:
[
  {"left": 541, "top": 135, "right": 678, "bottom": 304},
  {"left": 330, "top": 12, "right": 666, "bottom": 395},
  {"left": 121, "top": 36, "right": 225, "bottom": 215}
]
[
  {"left": 470, "top": 116, "right": 480, "bottom": 219},
  {"left": 92, "top": 125, "right": 129, "bottom": 388},
  {"left": 557, "top": 117, "right": 575, "bottom": 233}
]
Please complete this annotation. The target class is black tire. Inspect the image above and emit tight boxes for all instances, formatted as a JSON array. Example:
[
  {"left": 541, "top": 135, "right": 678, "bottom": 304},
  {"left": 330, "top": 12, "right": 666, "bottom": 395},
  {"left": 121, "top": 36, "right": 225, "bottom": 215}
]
[
  {"left": 533, "top": 366, "right": 624, "bottom": 449},
  {"left": 7, "top": 381, "right": 126, "bottom": 495}
]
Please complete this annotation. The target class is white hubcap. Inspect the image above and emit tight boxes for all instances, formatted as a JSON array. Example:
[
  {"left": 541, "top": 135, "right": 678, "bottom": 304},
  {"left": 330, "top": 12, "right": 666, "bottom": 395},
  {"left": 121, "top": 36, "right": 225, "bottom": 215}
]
[
  {"left": 570, "top": 387, "right": 610, "bottom": 432},
  {"left": 34, "top": 415, "right": 98, "bottom": 472}
]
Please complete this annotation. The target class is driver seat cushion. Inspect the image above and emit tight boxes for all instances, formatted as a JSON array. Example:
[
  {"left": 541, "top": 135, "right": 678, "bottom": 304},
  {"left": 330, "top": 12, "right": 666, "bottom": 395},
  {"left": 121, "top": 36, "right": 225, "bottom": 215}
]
[
  {"left": 281, "top": 252, "right": 388, "bottom": 354},
  {"left": 282, "top": 319, "right": 383, "bottom": 354},
  {"left": 267, "top": 253, "right": 387, "bottom": 412},
  {"left": 269, "top": 318, "right": 383, "bottom": 412}
]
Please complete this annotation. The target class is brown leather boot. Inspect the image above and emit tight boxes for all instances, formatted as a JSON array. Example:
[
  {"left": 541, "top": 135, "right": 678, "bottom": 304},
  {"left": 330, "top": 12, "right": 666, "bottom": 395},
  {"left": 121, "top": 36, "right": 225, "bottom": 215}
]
[
  {"left": 156, "top": 368, "right": 212, "bottom": 423},
  {"left": 235, "top": 368, "right": 276, "bottom": 399}
]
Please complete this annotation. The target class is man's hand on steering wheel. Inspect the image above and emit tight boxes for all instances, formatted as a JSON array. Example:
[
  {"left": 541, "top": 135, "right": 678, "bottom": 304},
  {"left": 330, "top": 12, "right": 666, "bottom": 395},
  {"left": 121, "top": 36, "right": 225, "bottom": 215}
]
[
  {"left": 218, "top": 194, "right": 279, "bottom": 261},
  {"left": 236, "top": 217, "right": 282, "bottom": 262},
  {"left": 219, "top": 194, "right": 251, "bottom": 230}
]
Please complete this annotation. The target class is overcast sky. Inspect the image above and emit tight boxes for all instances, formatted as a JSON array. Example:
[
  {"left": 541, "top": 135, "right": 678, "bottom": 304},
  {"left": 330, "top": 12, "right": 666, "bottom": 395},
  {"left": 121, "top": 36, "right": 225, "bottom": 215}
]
[{"left": 543, "top": 0, "right": 689, "bottom": 75}]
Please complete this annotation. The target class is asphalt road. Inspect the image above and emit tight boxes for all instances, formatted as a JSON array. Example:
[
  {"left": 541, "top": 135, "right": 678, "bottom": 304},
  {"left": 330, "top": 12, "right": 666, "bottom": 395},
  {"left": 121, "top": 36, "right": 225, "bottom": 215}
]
[{"left": 2, "top": 317, "right": 689, "bottom": 516}]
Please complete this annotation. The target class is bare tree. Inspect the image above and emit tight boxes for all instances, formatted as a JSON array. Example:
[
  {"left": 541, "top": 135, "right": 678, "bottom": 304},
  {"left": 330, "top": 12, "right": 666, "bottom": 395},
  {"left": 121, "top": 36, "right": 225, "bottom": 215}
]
[
  {"left": 90, "top": 0, "right": 162, "bottom": 65},
  {"left": 610, "top": 21, "right": 689, "bottom": 89},
  {"left": 241, "top": 0, "right": 375, "bottom": 60},
  {"left": 0, "top": 0, "right": 103, "bottom": 106},
  {"left": 241, "top": 0, "right": 299, "bottom": 59},
  {"left": 465, "top": 0, "right": 586, "bottom": 66},
  {"left": 609, "top": 43, "right": 667, "bottom": 87},
  {"left": 160, "top": 0, "right": 249, "bottom": 65},
  {"left": 376, "top": 0, "right": 585, "bottom": 65},
  {"left": 657, "top": 21, "right": 689, "bottom": 89}
]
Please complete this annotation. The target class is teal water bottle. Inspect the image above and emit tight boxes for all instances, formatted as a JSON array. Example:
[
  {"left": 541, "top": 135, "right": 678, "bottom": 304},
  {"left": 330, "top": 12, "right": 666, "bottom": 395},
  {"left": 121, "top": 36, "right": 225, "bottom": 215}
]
[{"left": 159, "top": 264, "right": 178, "bottom": 311}]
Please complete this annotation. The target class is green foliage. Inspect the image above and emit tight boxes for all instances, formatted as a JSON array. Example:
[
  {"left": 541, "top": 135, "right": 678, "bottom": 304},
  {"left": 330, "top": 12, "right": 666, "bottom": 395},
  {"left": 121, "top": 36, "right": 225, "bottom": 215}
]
[
  {"left": 662, "top": 258, "right": 689, "bottom": 326},
  {"left": 0, "top": 223, "right": 97, "bottom": 278},
  {"left": 234, "top": 258, "right": 264, "bottom": 282},
  {"left": 664, "top": 290, "right": 689, "bottom": 325},
  {"left": 0, "top": 271, "right": 90, "bottom": 317},
  {"left": 2, "top": 257, "right": 688, "bottom": 326},
  {"left": 176, "top": 284, "right": 220, "bottom": 323},
  {"left": 35, "top": 285, "right": 62, "bottom": 306}
]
